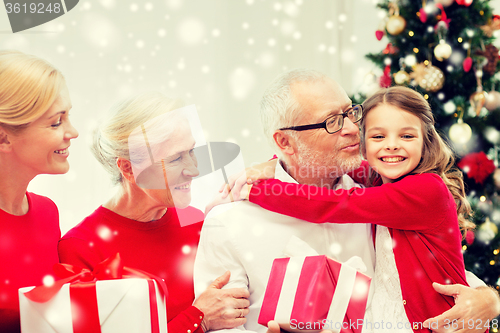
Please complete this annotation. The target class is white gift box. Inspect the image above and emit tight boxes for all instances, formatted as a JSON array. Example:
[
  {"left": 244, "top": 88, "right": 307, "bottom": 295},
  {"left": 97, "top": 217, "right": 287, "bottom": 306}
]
[{"left": 19, "top": 278, "right": 167, "bottom": 333}]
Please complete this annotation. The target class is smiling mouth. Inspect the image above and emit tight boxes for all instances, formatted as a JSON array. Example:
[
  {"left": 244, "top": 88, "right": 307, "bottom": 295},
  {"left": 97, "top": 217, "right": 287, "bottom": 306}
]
[
  {"left": 175, "top": 182, "right": 191, "bottom": 190},
  {"left": 380, "top": 156, "right": 406, "bottom": 163},
  {"left": 342, "top": 142, "right": 359, "bottom": 149},
  {"left": 54, "top": 148, "right": 68, "bottom": 154}
]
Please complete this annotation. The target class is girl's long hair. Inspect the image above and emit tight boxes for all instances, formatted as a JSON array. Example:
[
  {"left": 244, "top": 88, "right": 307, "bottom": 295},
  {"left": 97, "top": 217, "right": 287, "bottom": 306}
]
[{"left": 361, "top": 86, "right": 474, "bottom": 236}]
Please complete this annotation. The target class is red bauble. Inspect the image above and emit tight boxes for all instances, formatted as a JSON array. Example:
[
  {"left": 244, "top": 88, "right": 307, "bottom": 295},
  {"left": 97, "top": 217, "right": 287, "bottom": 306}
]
[
  {"left": 462, "top": 57, "right": 473, "bottom": 72},
  {"left": 456, "top": 0, "right": 473, "bottom": 6},
  {"left": 458, "top": 151, "right": 496, "bottom": 184},
  {"left": 375, "top": 30, "right": 384, "bottom": 41},
  {"left": 379, "top": 65, "right": 392, "bottom": 88},
  {"left": 465, "top": 230, "right": 475, "bottom": 245}
]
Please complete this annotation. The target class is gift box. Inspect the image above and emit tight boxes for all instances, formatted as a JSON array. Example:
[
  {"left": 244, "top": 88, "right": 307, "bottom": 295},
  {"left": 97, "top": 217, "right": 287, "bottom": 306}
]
[
  {"left": 18, "top": 254, "right": 168, "bottom": 333},
  {"left": 258, "top": 255, "right": 371, "bottom": 333}
]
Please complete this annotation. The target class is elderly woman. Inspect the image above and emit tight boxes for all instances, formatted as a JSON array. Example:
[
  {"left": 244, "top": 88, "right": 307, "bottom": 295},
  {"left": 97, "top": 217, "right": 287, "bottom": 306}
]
[
  {"left": 0, "top": 50, "right": 79, "bottom": 333},
  {"left": 58, "top": 92, "right": 249, "bottom": 333}
]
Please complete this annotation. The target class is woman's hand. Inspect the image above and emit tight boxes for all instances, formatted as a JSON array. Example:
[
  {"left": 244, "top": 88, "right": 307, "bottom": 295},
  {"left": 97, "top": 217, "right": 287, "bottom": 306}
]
[
  {"left": 193, "top": 271, "right": 250, "bottom": 332},
  {"left": 219, "top": 159, "right": 277, "bottom": 200}
]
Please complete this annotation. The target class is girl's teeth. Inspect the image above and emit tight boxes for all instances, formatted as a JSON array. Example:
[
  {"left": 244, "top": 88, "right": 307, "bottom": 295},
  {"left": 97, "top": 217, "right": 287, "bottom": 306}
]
[
  {"left": 54, "top": 149, "right": 68, "bottom": 154},
  {"left": 176, "top": 184, "right": 191, "bottom": 190},
  {"left": 382, "top": 157, "right": 404, "bottom": 162}
]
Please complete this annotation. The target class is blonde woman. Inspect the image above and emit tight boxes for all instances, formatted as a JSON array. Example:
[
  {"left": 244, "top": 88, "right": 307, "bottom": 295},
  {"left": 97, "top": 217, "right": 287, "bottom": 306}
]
[
  {"left": 0, "top": 50, "right": 78, "bottom": 332},
  {"left": 58, "top": 93, "right": 250, "bottom": 333}
]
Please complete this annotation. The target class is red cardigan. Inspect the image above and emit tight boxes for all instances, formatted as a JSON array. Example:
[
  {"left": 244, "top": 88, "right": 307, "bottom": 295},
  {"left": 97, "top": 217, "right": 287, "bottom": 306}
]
[
  {"left": 0, "top": 193, "right": 61, "bottom": 333},
  {"left": 58, "top": 206, "right": 205, "bottom": 333},
  {"left": 249, "top": 173, "right": 468, "bottom": 333}
]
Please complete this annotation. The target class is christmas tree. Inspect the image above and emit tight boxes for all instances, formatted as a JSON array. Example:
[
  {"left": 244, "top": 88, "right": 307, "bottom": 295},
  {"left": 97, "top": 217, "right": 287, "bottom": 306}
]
[{"left": 353, "top": 0, "right": 500, "bottom": 297}]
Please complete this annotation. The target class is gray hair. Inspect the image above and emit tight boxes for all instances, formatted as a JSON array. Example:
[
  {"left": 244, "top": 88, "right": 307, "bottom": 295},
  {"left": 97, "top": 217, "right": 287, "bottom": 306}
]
[
  {"left": 92, "top": 92, "right": 185, "bottom": 184},
  {"left": 259, "top": 69, "right": 328, "bottom": 157}
]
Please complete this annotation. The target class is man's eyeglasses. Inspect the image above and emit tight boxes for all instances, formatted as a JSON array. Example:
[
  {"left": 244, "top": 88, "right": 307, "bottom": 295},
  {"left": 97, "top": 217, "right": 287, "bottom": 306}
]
[{"left": 279, "top": 104, "right": 363, "bottom": 134}]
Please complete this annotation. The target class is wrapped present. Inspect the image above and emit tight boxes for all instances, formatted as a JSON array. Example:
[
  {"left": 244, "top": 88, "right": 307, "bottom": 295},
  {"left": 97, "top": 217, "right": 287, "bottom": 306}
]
[
  {"left": 258, "top": 255, "right": 371, "bottom": 333},
  {"left": 19, "top": 254, "right": 168, "bottom": 333}
]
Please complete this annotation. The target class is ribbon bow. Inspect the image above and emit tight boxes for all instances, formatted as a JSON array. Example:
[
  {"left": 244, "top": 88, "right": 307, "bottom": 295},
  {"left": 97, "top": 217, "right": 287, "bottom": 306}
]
[{"left": 24, "top": 253, "right": 167, "bottom": 303}]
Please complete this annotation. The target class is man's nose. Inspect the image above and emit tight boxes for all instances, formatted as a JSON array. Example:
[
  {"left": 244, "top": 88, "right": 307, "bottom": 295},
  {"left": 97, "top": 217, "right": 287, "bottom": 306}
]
[{"left": 340, "top": 117, "right": 359, "bottom": 136}]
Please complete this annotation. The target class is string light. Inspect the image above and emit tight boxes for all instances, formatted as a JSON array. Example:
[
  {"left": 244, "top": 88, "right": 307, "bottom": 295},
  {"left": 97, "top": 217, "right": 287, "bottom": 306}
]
[
  {"left": 490, "top": 260, "right": 496, "bottom": 265},
  {"left": 462, "top": 245, "right": 467, "bottom": 251},
  {"left": 424, "top": 94, "right": 429, "bottom": 99},
  {"left": 480, "top": 196, "right": 486, "bottom": 202},
  {"left": 413, "top": 47, "right": 419, "bottom": 53},
  {"left": 424, "top": 60, "right": 429, "bottom": 65},
  {"left": 458, "top": 37, "right": 463, "bottom": 43},
  {"left": 409, "top": 31, "right": 414, "bottom": 37},
  {"left": 494, "top": 249, "right": 500, "bottom": 255}
]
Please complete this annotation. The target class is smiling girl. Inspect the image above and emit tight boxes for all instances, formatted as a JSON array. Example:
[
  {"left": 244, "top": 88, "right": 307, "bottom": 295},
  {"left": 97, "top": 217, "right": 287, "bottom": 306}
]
[
  {"left": 0, "top": 50, "right": 78, "bottom": 333},
  {"left": 231, "top": 86, "right": 475, "bottom": 332}
]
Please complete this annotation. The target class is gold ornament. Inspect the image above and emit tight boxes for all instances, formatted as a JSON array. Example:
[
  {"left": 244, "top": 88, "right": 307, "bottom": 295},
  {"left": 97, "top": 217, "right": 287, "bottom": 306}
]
[
  {"left": 480, "top": 19, "right": 500, "bottom": 37},
  {"left": 410, "top": 63, "right": 444, "bottom": 92},
  {"left": 470, "top": 90, "right": 488, "bottom": 116},
  {"left": 434, "top": 40, "right": 452, "bottom": 61},
  {"left": 494, "top": 168, "right": 500, "bottom": 188},
  {"left": 449, "top": 118, "right": 472, "bottom": 144},
  {"left": 393, "top": 70, "right": 410, "bottom": 85},
  {"left": 386, "top": 2, "right": 406, "bottom": 35},
  {"left": 478, "top": 217, "right": 498, "bottom": 243},
  {"left": 435, "top": 0, "right": 454, "bottom": 6},
  {"left": 387, "top": 16, "right": 406, "bottom": 35},
  {"left": 485, "top": 91, "right": 500, "bottom": 111}
]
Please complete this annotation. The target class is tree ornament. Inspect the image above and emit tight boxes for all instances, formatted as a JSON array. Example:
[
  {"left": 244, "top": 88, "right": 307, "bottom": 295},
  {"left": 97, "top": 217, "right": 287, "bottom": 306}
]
[
  {"left": 386, "top": 2, "right": 406, "bottom": 35},
  {"left": 435, "top": 0, "right": 454, "bottom": 7},
  {"left": 376, "top": 30, "right": 385, "bottom": 41},
  {"left": 410, "top": 63, "right": 444, "bottom": 92},
  {"left": 470, "top": 91, "right": 488, "bottom": 116},
  {"left": 455, "top": 0, "right": 473, "bottom": 6},
  {"left": 458, "top": 151, "right": 496, "bottom": 184},
  {"left": 485, "top": 91, "right": 500, "bottom": 111},
  {"left": 494, "top": 168, "right": 500, "bottom": 188},
  {"left": 394, "top": 70, "right": 410, "bottom": 85},
  {"left": 475, "top": 44, "right": 499, "bottom": 76},
  {"left": 465, "top": 229, "right": 475, "bottom": 245},
  {"left": 379, "top": 65, "right": 392, "bottom": 88},
  {"left": 477, "top": 217, "right": 498, "bottom": 243},
  {"left": 463, "top": 57, "right": 473, "bottom": 72},
  {"left": 480, "top": 16, "right": 500, "bottom": 37},
  {"left": 470, "top": 66, "right": 488, "bottom": 116},
  {"left": 434, "top": 40, "right": 452, "bottom": 61},
  {"left": 382, "top": 43, "right": 399, "bottom": 55},
  {"left": 449, "top": 118, "right": 472, "bottom": 144}
]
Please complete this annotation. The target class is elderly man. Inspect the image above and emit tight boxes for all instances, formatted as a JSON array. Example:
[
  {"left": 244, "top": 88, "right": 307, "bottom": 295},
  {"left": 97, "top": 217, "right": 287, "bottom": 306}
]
[{"left": 193, "top": 69, "right": 500, "bottom": 333}]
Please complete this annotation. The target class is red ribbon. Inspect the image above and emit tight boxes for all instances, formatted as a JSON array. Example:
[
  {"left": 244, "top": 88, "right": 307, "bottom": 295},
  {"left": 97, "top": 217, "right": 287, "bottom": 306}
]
[
  {"left": 24, "top": 253, "right": 168, "bottom": 333},
  {"left": 435, "top": 3, "right": 451, "bottom": 30}
]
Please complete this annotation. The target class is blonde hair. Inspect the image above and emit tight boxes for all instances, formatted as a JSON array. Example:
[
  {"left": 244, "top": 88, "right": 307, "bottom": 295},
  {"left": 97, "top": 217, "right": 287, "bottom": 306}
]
[
  {"left": 361, "top": 86, "right": 474, "bottom": 236},
  {"left": 0, "top": 50, "right": 64, "bottom": 132},
  {"left": 92, "top": 92, "right": 185, "bottom": 184}
]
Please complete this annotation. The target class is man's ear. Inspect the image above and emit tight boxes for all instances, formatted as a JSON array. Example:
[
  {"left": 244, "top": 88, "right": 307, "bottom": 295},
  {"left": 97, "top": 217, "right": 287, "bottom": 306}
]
[
  {"left": 0, "top": 127, "right": 12, "bottom": 153},
  {"left": 116, "top": 158, "right": 136, "bottom": 184},
  {"left": 273, "top": 131, "right": 296, "bottom": 156}
]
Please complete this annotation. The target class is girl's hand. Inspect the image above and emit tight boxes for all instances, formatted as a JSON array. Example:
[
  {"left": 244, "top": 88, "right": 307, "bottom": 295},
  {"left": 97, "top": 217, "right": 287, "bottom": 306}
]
[
  {"left": 205, "top": 183, "right": 252, "bottom": 215},
  {"left": 193, "top": 271, "right": 250, "bottom": 331},
  {"left": 219, "top": 159, "right": 277, "bottom": 200}
]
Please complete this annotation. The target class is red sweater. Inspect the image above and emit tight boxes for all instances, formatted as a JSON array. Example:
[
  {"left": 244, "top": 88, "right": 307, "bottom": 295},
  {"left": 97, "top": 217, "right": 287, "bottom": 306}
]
[
  {"left": 249, "top": 173, "right": 468, "bottom": 333},
  {"left": 58, "top": 206, "right": 205, "bottom": 333},
  {"left": 0, "top": 193, "right": 61, "bottom": 333}
]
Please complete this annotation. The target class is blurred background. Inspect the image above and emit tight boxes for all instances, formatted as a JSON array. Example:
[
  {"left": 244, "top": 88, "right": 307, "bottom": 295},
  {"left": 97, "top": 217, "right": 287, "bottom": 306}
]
[
  {"left": 1, "top": 0, "right": 500, "bottom": 289},
  {"left": 0, "top": 0, "right": 389, "bottom": 232}
]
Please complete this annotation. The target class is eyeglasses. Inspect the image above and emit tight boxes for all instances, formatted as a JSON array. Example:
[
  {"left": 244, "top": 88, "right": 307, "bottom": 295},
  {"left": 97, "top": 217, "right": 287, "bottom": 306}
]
[{"left": 279, "top": 104, "right": 363, "bottom": 134}]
